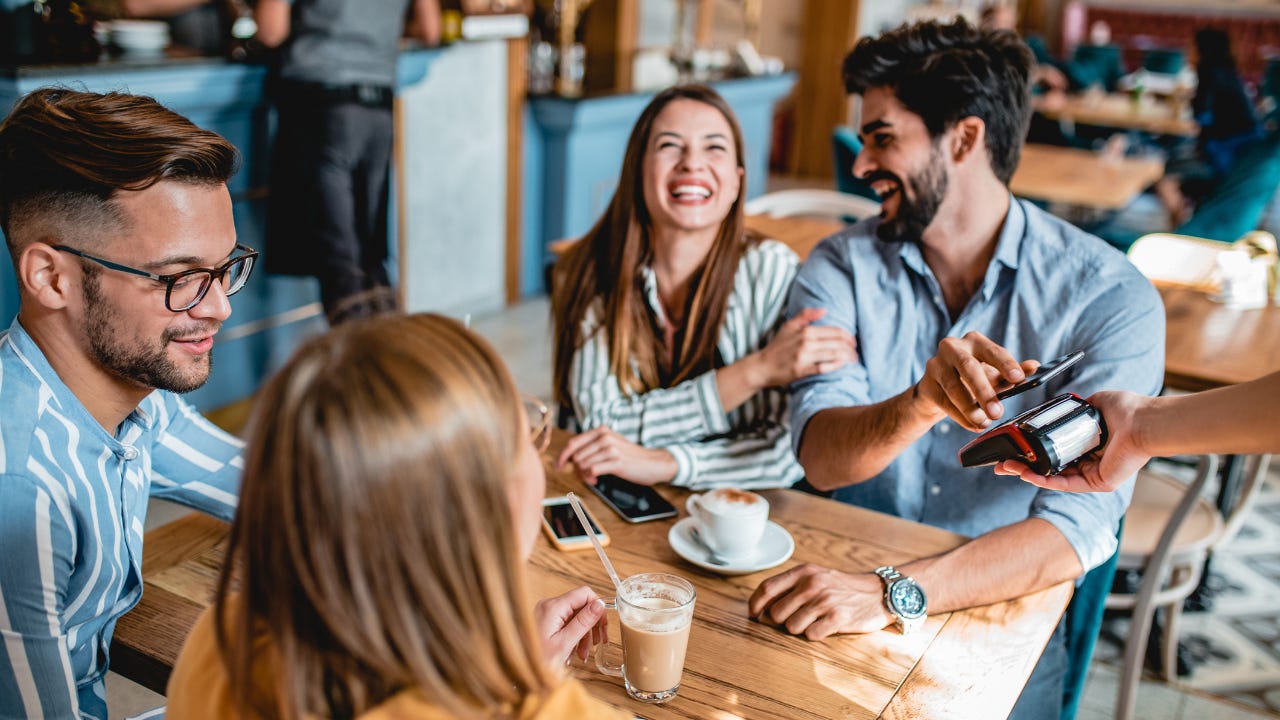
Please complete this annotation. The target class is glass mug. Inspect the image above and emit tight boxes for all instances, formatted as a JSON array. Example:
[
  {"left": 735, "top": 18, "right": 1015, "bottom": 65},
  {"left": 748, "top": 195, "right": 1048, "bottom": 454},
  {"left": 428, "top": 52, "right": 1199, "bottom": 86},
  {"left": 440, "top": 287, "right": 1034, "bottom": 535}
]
[{"left": 595, "top": 573, "right": 696, "bottom": 704}]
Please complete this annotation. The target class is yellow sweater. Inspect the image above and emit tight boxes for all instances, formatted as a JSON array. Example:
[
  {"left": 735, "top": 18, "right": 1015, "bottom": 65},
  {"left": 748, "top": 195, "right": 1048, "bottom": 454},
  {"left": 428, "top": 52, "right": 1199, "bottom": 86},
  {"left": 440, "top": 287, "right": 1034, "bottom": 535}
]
[{"left": 166, "top": 606, "right": 631, "bottom": 720}]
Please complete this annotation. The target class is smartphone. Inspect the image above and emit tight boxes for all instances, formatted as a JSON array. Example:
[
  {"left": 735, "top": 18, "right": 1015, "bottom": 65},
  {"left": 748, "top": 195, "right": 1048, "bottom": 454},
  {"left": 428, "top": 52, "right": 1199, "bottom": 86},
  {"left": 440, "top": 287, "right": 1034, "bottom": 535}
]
[
  {"left": 541, "top": 496, "right": 609, "bottom": 551},
  {"left": 589, "top": 474, "right": 678, "bottom": 524},
  {"left": 995, "top": 350, "right": 1085, "bottom": 400}
]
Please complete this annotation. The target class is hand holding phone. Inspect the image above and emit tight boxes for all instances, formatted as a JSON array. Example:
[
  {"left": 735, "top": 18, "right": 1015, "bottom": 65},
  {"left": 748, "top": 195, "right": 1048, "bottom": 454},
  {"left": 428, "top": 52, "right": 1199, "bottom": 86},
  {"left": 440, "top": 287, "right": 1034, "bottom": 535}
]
[
  {"left": 541, "top": 496, "right": 609, "bottom": 551},
  {"left": 995, "top": 351, "right": 1084, "bottom": 400}
]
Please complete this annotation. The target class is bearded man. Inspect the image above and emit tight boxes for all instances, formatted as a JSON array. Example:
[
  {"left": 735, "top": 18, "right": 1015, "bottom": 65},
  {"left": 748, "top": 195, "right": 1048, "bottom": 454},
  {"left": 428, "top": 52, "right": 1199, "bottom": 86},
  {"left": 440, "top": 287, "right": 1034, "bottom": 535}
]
[
  {"left": 0, "top": 88, "right": 249, "bottom": 719},
  {"left": 748, "top": 19, "right": 1164, "bottom": 720}
]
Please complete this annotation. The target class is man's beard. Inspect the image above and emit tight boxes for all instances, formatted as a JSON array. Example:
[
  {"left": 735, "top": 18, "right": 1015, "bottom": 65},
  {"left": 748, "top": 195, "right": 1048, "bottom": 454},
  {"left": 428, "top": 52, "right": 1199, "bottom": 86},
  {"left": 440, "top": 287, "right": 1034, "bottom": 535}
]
[
  {"left": 873, "top": 146, "right": 949, "bottom": 244},
  {"left": 82, "top": 273, "right": 215, "bottom": 394}
]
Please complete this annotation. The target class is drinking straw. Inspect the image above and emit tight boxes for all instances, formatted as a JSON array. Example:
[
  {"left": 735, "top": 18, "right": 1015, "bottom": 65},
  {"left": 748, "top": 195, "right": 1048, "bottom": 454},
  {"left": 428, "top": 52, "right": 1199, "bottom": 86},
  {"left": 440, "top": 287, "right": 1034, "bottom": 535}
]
[{"left": 566, "top": 492, "right": 623, "bottom": 592}]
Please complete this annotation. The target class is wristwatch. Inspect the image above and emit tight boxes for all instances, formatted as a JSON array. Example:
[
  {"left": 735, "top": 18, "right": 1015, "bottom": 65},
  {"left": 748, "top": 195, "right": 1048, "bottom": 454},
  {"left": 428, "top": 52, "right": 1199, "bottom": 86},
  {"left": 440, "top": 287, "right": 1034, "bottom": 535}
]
[{"left": 874, "top": 566, "right": 927, "bottom": 634}]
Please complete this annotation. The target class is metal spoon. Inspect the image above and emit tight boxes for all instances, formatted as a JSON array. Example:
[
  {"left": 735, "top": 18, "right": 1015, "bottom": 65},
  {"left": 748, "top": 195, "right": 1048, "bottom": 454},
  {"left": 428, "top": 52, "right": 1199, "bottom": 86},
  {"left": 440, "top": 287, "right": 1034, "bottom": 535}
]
[{"left": 690, "top": 526, "right": 730, "bottom": 566}]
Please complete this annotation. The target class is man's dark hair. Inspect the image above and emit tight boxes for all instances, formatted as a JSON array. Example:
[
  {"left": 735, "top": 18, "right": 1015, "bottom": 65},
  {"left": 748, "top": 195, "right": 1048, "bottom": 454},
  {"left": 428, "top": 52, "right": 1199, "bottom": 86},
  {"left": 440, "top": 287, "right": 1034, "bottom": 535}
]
[
  {"left": 842, "top": 19, "right": 1034, "bottom": 184},
  {"left": 0, "top": 88, "right": 240, "bottom": 261}
]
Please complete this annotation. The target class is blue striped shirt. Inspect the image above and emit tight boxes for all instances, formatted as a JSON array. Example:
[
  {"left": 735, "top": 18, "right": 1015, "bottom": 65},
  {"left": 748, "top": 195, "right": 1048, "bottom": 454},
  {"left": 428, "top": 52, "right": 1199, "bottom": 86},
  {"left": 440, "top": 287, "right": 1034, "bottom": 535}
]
[
  {"left": 567, "top": 239, "right": 805, "bottom": 489},
  {"left": 0, "top": 319, "right": 242, "bottom": 720}
]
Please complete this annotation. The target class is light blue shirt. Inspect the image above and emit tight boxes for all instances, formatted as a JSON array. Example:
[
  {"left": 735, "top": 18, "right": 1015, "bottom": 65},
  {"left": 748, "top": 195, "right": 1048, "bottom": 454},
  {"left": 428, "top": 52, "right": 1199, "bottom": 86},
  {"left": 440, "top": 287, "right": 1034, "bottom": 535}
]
[
  {"left": 788, "top": 197, "right": 1165, "bottom": 573},
  {"left": 0, "top": 320, "right": 242, "bottom": 720}
]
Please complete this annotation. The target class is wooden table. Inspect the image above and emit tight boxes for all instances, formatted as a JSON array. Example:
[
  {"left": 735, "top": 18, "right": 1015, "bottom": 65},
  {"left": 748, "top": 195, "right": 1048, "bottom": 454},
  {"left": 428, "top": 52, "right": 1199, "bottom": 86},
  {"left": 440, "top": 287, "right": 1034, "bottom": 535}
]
[
  {"left": 1160, "top": 285, "right": 1280, "bottom": 393},
  {"left": 744, "top": 214, "right": 847, "bottom": 260},
  {"left": 1039, "top": 92, "right": 1198, "bottom": 138},
  {"left": 112, "top": 432, "right": 1072, "bottom": 719},
  {"left": 1009, "top": 143, "right": 1165, "bottom": 210}
]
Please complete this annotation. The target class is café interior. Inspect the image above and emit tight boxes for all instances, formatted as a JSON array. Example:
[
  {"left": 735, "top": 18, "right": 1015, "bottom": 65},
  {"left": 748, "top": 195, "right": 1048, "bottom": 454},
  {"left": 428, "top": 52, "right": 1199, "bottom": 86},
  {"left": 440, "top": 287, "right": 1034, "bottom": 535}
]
[{"left": 3, "top": 0, "right": 1280, "bottom": 718}]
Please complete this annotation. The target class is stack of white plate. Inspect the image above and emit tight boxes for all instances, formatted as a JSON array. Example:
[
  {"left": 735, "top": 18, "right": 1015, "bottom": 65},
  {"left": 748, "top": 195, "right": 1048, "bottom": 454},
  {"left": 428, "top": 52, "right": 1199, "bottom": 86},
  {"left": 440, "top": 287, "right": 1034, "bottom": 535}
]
[{"left": 108, "top": 19, "right": 170, "bottom": 54}]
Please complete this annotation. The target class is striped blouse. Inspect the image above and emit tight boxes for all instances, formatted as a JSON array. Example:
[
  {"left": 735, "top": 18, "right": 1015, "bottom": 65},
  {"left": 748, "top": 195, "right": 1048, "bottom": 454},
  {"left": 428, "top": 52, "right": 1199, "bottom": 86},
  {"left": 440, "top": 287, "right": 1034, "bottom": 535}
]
[
  {"left": 567, "top": 239, "right": 805, "bottom": 490},
  {"left": 0, "top": 320, "right": 243, "bottom": 720}
]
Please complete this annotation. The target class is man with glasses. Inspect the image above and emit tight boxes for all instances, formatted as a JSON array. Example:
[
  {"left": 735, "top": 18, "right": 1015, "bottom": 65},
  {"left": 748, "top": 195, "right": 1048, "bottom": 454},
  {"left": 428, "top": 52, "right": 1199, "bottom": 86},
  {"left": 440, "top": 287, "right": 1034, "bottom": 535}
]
[{"left": 0, "top": 88, "right": 250, "bottom": 719}]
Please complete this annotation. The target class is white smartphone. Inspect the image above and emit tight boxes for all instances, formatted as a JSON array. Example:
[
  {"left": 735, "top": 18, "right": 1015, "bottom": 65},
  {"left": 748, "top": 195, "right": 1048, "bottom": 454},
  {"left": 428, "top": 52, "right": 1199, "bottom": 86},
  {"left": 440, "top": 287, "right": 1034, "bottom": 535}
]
[{"left": 541, "top": 496, "right": 610, "bottom": 552}]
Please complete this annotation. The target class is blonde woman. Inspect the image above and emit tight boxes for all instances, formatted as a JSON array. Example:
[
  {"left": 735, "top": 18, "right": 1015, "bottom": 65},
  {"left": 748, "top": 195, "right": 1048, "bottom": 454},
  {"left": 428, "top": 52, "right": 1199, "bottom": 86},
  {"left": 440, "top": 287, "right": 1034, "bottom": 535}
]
[
  {"left": 165, "top": 314, "right": 627, "bottom": 720},
  {"left": 552, "top": 84, "right": 856, "bottom": 491}
]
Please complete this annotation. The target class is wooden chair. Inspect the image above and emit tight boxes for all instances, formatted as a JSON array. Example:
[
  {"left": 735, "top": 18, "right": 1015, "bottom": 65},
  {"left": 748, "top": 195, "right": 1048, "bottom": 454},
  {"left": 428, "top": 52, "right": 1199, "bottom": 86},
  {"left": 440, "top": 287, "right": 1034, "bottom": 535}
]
[{"left": 1108, "top": 453, "right": 1271, "bottom": 720}]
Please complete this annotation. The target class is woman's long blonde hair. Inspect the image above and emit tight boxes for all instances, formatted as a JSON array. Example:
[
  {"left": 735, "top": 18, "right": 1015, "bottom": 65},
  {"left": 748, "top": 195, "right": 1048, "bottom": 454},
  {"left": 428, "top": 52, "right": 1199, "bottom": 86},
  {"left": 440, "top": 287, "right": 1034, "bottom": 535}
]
[
  {"left": 214, "top": 313, "right": 557, "bottom": 719},
  {"left": 552, "top": 84, "right": 756, "bottom": 410}
]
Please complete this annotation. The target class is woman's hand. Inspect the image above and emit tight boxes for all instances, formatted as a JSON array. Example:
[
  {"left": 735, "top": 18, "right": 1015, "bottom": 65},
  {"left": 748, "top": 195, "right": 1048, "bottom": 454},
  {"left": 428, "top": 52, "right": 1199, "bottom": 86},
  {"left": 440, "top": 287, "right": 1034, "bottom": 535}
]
[
  {"left": 995, "top": 390, "right": 1151, "bottom": 492},
  {"left": 751, "top": 308, "right": 858, "bottom": 388},
  {"left": 534, "top": 586, "right": 608, "bottom": 665},
  {"left": 555, "top": 426, "right": 678, "bottom": 485}
]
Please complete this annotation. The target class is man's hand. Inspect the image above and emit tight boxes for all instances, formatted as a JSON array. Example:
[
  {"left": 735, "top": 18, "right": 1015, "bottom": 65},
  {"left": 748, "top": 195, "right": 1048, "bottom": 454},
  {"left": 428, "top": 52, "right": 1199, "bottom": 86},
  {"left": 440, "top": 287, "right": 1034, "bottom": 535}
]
[
  {"left": 995, "top": 390, "right": 1150, "bottom": 492},
  {"left": 752, "top": 307, "right": 858, "bottom": 387},
  {"left": 747, "top": 563, "right": 892, "bottom": 640},
  {"left": 915, "top": 331, "right": 1039, "bottom": 431},
  {"left": 555, "top": 426, "right": 678, "bottom": 485},
  {"left": 533, "top": 586, "right": 608, "bottom": 665}
]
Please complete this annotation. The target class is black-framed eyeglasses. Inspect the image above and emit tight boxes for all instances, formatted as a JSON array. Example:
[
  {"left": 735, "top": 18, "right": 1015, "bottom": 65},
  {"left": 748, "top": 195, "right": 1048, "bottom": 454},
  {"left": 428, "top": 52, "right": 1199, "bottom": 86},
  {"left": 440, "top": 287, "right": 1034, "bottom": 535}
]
[{"left": 53, "top": 243, "right": 258, "bottom": 312}]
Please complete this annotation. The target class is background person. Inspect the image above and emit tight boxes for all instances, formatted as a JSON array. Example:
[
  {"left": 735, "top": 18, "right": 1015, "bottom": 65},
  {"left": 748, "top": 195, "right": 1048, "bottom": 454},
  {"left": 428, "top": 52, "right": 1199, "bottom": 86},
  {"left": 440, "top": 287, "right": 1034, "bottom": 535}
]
[
  {"left": 166, "top": 314, "right": 627, "bottom": 720},
  {"left": 997, "top": 371, "right": 1280, "bottom": 493},
  {"left": 551, "top": 84, "right": 856, "bottom": 490},
  {"left": 1155, "top": 28, "right": 1262, "bottom": 226},
  {"left": 747, "top": 20, "right": 1164, "bottom": 720},
  {"left": 254, "top": 0, "right": 440, "bottom": 324},
  {"left": 0, "top": 88, "right": 248, "bottom": 720}
]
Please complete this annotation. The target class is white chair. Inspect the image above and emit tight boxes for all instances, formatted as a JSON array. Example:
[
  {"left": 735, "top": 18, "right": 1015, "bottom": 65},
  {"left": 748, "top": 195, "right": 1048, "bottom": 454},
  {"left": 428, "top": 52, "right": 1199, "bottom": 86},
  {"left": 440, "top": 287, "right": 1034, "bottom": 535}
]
[
  {"left": 743, "top": 189, "right": 880, "bottom": 222},
  {"left": 1126, "top": 233, "right": 1230, "bottom": 292},
  {"left": 1108, "top": 452, "right": 1271, "bottom": 720}
]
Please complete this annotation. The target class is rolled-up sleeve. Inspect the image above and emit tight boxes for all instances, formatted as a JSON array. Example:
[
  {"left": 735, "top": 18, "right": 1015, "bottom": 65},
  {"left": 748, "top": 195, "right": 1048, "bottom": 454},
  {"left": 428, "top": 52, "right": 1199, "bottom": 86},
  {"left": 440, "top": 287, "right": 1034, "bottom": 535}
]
[
  {"left": 786, "top": 237, "right": 868, "bottom": 454},
  {"left": 1028, "top": 270, "right": 1166, "bottom": 573}
]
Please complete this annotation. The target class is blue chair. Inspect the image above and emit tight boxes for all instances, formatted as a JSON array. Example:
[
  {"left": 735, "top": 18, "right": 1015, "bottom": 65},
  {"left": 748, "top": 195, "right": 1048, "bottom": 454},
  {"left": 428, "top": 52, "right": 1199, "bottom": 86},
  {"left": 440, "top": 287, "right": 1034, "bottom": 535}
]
[
  {"left": 1176, "top": 131, "right": 1280, "bottom": 242},
  {"left": 1067, "top": 44, "right": 1126, "bottom": 92},
  {"left": 1101, "top": 131, "right": 1280, "bottom": 251},
  {"left": 1142, "top": 48, "right": 1185, "bottom": 75},
  {"left": 831, "top": 126, "right": 881, "bottom": 202}
]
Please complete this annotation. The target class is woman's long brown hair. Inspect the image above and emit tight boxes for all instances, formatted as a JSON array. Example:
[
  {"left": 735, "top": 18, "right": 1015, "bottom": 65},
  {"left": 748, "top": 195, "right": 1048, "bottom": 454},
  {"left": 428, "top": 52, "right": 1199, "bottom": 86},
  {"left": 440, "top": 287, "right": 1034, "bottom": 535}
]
[
  {"left": 213, "top": 313, "right": 557, "bottom": 718},
  {"left": 552, "top": 84, "right": 755, "bottom": 410}
]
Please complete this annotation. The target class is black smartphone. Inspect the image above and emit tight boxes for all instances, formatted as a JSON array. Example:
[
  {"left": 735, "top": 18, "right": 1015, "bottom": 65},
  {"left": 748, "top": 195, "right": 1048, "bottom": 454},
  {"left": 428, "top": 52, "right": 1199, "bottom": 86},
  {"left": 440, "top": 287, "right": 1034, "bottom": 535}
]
[
  {"left": 588, "top": 474, "right": 678, "bottom": 523},
  {"left": 995, "top": 350, "right": 1085, "bottom": 400}
]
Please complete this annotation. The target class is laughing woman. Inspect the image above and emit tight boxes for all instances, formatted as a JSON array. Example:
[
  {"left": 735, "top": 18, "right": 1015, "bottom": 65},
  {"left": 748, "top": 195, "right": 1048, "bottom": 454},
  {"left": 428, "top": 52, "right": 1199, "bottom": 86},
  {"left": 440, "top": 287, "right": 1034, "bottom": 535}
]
[{"left": 552, "top": 84, "right": 856, "bottom": 490}]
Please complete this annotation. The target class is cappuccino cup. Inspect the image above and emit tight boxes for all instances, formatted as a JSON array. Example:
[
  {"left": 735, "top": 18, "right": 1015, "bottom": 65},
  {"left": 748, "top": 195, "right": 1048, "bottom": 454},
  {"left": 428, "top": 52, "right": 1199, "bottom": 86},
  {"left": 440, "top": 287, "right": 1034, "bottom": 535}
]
[
  {"left": 595, "top": 573, "right": 696, "bottom": 704},
  {"left": 686, "top": 488, "right": 769, "bottom": 560}
]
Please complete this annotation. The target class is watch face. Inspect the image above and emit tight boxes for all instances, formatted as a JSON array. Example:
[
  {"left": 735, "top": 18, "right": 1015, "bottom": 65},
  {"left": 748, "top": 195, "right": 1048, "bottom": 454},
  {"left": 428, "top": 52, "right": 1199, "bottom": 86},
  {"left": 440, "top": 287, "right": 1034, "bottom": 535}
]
[{"left": 889, "top": 580, "right": 927, "bottom": 619}]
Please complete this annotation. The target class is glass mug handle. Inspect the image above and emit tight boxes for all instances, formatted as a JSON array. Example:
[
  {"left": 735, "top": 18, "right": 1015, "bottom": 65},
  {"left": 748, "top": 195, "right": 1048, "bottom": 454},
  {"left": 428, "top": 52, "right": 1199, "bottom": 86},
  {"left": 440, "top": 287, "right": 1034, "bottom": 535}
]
[{"left": 594, "top": 597, "right": 624, "bottom": 678}]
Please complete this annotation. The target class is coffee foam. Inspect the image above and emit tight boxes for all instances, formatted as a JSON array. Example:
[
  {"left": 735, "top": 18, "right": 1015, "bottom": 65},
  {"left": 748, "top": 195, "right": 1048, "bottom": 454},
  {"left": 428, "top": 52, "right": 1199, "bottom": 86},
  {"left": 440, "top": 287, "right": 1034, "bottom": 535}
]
[
  {"left": 700, "top": 488, "right": 766, "bottom": 516},
  {"left": 620, "top": 583, "right": 693, "bottom": 632}
]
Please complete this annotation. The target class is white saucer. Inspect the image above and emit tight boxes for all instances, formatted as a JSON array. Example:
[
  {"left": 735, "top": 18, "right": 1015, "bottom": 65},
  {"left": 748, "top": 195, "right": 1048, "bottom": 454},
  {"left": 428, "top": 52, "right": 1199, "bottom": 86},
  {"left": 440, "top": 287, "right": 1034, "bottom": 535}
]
[{"left": 668, "top": 517, "right": 794, "bottom": 576}]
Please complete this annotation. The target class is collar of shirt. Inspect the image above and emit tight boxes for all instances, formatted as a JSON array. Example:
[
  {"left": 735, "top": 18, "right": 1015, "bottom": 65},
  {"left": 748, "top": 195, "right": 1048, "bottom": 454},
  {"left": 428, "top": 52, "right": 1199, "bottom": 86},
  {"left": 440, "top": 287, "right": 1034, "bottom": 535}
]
[
  {"left": 895, "top": 192, "right": 1026, "bottom": 308},
  {"left": 5, "top": 318, "right": 157, "bottom": 446}
]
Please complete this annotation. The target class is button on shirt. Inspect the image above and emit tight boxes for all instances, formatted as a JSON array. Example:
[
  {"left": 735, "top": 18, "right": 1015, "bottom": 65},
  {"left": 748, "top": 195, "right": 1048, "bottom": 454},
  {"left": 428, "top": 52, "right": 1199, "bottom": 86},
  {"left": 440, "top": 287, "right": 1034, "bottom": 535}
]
[
  {"left": 0, "top": 320, "right": 243, "bottom": 720},
  {"left": 788, "top": 197, "right": 1165, "bottom": 573}
]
